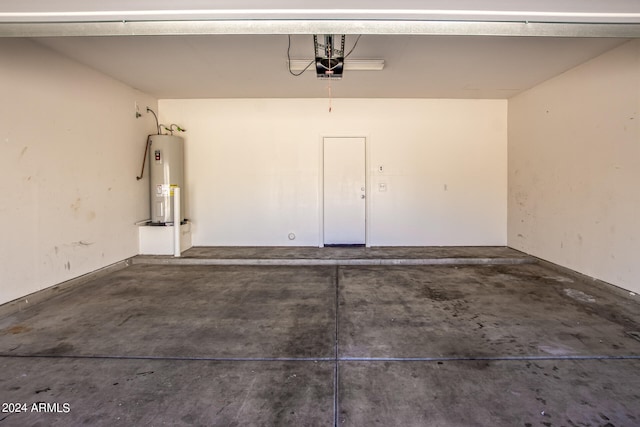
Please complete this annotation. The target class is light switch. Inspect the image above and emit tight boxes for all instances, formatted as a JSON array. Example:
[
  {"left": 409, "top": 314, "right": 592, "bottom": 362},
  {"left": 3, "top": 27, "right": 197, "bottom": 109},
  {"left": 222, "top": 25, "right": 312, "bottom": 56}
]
[{"left": 379, "top": 183, "right": 387, "bottom": 192}]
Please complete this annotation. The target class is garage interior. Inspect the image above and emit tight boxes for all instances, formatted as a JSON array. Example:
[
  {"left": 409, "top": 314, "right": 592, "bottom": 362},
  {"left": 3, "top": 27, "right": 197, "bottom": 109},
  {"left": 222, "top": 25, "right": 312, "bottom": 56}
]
[{"left": 2, "top": 1, "right": 640, "bottom": 426}]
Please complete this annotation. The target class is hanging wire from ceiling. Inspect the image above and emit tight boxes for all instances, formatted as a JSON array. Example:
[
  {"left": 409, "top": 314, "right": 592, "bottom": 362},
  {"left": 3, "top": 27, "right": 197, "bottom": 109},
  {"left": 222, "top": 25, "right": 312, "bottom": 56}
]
[
  {"left": 344, "top": 35, "right": 362, "bottom": 59},
  {"left": 287, "top": 35, "right": 314, "bottom": 76}
]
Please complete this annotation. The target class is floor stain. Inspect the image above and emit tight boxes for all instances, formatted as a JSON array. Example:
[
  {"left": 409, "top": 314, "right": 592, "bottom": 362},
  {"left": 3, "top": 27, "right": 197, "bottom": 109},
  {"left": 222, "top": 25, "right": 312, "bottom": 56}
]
[
  {"left": 35, "top": 387, "right": 51, "bottom": 394},
  {"left": 35, "top": 342, "right": 75, "bottom": 355},
  {"left": 418, "top": 285, "right": 463, "bottom": 302},
  {"left": 5, "top": 325, "right": 31, "bottom": 335},
  {"left": 625, "top": 331, "right": 640, "bottom": 342},
  {"left": 563, "top": 288, "right": 596, "bottom": 303}
]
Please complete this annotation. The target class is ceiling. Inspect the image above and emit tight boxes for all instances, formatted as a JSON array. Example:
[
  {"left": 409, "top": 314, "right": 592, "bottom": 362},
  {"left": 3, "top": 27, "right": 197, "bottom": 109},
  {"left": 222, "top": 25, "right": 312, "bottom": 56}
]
[
  {"left": 2, "top": 0, "right": 639, "bottom": 99},
  {"left": 33, "top": 35, "right": 627, "bottom": 99},
  {"left": 3, "top": 0, "right": 640, "bottom": 23}
]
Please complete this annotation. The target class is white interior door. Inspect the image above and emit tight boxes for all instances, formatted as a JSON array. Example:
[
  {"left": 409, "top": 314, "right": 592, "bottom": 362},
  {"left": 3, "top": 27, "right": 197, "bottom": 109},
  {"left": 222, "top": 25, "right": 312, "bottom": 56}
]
[{"left": 323, "top": 137, "right": 366, "bottom": 245}]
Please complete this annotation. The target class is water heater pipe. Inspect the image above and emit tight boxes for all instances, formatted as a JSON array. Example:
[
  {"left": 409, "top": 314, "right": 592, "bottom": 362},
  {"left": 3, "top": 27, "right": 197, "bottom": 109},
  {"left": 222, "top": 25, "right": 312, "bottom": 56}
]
[
  {"left": 173, "top": 187, "right": 181, "bottom": 257},
  {"left": 136, "top": 135, "right": 151, "bottom": 181}
]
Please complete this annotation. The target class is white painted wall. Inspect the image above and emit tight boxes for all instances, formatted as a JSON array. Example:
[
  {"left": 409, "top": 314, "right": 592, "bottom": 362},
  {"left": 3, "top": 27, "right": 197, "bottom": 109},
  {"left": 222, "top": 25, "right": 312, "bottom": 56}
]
[
  {"left": 508, "top": 40, "right": 640, "bottom": 294},
  {"left": 0, "top": 39, "right": 157, "bottom": 306},
  {"left": 159, "top": 98, "right": 507, "bottom": 247}
]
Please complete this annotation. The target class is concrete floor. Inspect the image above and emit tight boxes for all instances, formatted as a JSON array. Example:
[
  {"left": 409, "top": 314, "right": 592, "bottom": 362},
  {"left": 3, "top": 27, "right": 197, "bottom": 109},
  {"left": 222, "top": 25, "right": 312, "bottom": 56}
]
[{"left": 1, "top": 247, "right": 640, "bottom": 426}]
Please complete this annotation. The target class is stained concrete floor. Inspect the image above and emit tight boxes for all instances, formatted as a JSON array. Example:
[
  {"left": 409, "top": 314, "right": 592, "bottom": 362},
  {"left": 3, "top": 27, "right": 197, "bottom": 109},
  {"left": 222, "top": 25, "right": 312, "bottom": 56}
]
[{"left": 1, "top": 247, "right": 640, "bottom": 426}]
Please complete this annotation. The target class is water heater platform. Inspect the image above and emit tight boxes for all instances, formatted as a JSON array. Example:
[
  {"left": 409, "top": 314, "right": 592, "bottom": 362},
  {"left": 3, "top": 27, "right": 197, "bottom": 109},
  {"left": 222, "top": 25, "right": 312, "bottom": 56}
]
[{"left": 138, "top": 222, "right": 192, "bottom": 255}]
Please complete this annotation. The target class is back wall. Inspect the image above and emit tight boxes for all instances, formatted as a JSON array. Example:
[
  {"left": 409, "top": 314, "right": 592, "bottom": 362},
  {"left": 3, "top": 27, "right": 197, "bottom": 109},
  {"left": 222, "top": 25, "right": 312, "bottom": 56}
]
[{"left": 159, "top": 98, "right": 507, "bottom": 247}]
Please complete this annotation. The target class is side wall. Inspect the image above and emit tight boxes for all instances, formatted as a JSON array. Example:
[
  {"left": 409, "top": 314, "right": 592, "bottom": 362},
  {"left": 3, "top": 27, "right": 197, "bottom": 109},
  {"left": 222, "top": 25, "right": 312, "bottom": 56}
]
[
  {"left": 159, "top": 98, "right": 507, "bottom": 247},
  {"left": 508, "top": 40, "right": 640, "bottom": 293},
  {"left": 0, "top": 39, "right": 157, "bottom": 305}
]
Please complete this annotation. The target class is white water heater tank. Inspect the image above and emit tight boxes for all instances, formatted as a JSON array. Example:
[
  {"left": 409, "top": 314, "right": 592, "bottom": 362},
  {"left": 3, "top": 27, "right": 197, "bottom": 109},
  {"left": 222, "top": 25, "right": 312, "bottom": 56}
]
[{"left": 149, "top": 135, "right": 184, "bottom": 224}]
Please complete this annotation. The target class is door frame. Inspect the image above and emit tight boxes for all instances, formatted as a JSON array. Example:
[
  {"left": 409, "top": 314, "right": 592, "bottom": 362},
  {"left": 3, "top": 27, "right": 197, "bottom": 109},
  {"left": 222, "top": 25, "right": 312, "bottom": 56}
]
[{"left": 318, "top": 135, "right": 370, "bottom": 247}]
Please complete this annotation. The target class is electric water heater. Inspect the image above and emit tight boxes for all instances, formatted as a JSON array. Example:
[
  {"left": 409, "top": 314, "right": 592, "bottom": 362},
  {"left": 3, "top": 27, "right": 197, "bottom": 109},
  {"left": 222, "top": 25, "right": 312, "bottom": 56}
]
[{"left": 148, "top": 135, "right": 184, "bottom": 224}]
